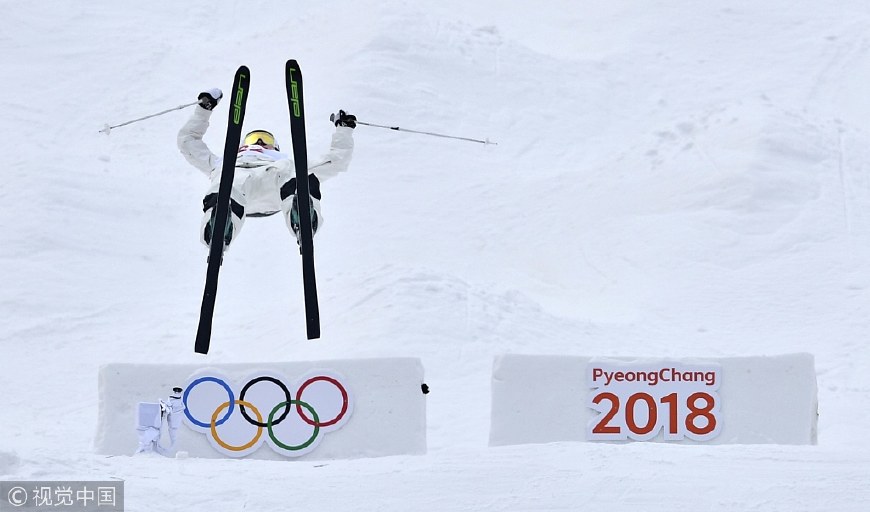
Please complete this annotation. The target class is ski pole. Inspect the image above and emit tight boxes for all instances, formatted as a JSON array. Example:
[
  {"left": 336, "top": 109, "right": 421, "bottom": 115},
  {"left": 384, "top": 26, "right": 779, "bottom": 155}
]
[
  {"left": 330, "top": 114, "right": 497, "bottom": 145},
  {"left": 99, "top": 100, "right": 200, "bottom": 134}
]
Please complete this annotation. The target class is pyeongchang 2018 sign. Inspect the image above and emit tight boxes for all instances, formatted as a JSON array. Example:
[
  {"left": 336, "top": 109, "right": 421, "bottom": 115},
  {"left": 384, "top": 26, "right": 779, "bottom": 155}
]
[
  {"left": 586, "top": 361, "right": 722, "bottom": 442},
  {"left": 182, "top": 370, "right": 353, "bottom": 458}
]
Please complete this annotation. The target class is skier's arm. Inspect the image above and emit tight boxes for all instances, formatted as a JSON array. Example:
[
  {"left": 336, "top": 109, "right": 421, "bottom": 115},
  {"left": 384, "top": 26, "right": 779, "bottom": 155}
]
[
  {"left": 177, "top": 105, "right": 221, "bottom": 177},
  {"left": 310, "top": 126, "right": 354, "bottom": 181}
]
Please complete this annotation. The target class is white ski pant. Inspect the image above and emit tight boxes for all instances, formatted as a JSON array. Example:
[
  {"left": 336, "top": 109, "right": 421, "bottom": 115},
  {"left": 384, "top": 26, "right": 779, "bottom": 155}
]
[{"left": 200, "top": 164, "right": 322, "bottom": 247}]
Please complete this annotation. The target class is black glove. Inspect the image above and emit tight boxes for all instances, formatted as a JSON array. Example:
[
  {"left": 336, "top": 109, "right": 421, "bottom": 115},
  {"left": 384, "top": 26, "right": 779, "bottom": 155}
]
[
  {"left": 332, "top": 109, "right": 356, "bottom": 129},
  {"left": 198, "top": 88, "right": 223, "bottom": 111}
]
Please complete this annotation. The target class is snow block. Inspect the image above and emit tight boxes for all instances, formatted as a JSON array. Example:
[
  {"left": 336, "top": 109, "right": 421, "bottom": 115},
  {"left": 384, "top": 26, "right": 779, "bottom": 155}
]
[
  {"left": 489, "top": 353, "right": 817, "bottom": 446},
  {"left": 96, "top": 358, "right": 427, "bottom": 460}
]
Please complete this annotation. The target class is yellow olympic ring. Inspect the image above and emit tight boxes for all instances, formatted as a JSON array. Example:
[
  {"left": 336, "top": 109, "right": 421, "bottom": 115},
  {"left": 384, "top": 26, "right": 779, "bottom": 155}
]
[{"left": 210, "top": 400, "right": 263, "bottom": 452}]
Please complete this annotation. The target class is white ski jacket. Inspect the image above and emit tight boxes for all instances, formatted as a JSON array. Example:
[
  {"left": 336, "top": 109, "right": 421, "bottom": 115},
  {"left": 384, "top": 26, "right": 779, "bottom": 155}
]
[{"left": 177, "top": 106, "right": 354, "bottom": 214}]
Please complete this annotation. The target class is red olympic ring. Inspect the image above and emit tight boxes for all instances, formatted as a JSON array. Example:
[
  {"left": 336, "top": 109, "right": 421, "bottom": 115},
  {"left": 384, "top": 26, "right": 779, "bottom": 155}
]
[{"left": 295, "top": 376, "right": 349, "bottom": 427}]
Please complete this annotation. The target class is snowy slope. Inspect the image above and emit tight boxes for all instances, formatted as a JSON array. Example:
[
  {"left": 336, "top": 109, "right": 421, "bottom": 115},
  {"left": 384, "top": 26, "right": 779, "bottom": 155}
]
[{"left": 2, "top": 0, "right": 870, "bottom": 510}]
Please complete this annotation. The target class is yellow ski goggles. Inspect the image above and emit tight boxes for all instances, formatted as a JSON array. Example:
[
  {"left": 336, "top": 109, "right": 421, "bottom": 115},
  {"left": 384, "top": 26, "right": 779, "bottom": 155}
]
[{"left": 243, "top": 130, "right": 279, "bottom": 149}]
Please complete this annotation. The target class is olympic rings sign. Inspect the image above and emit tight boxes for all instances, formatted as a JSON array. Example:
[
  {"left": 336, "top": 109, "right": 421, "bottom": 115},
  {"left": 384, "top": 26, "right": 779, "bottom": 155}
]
[{"left": 182, "top": 370, "right": 354, "bottom": 458}]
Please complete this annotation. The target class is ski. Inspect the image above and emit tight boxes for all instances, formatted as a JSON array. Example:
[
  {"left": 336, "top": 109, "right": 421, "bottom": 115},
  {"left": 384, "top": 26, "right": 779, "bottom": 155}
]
[
  {"left": 285, "top": 59, "right": 321, "bottom": 340},
  {"left": 194, "top": 65, "right": 250, "bottom": 354}
]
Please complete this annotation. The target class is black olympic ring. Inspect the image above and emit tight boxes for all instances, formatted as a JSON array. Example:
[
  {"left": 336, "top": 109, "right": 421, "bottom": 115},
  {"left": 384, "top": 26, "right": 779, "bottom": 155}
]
[{"left": 238, "top": 376, "right": 294, "bottom": 427}]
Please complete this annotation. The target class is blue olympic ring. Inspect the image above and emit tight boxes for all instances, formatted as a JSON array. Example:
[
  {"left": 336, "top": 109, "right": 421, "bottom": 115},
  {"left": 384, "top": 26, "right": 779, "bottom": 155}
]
[{"left": 183, "top": 376, "right": 235, "bottom": 428}]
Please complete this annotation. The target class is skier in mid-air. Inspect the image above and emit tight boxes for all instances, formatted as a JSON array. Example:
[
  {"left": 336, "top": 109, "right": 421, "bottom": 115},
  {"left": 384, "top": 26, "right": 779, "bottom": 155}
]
[{"left": 177, "top": 88, "right": 355, "bottom": 248}]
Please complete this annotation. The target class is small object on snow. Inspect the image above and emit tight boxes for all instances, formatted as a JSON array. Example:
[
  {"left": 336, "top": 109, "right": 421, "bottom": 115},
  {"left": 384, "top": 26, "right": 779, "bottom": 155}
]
[{"left": 421, "top": 383, "right": 429, "bottom": 394}]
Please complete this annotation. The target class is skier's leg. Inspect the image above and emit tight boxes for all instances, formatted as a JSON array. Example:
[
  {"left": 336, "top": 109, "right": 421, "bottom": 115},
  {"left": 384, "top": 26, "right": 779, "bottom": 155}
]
[
  {"left": 201, "top": 194, "right": 245, "bottom": 247},
  {"left": 279, "top": 174, "right": 322, "bottom": 238},
  {"left": 200, "top": 176, "right": 246, "bottom": 248}
]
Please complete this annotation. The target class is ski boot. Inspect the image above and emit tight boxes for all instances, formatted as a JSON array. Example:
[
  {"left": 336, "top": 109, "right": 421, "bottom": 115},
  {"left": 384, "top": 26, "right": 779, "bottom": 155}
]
[
  {"left": 203, "top": 207, "right": 234, "bottom": 248},
  {"left": 201, "top": 193, "right": 244, "bottom": 249},
  {"left": 288, "top": 194, "right": 319, "bottom": 249}
]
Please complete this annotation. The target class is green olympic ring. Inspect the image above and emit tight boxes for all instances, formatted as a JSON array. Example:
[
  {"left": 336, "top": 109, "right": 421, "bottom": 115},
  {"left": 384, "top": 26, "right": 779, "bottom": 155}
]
[{"left": 268, "top": 399, "right": 320, "bottom": 451}]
